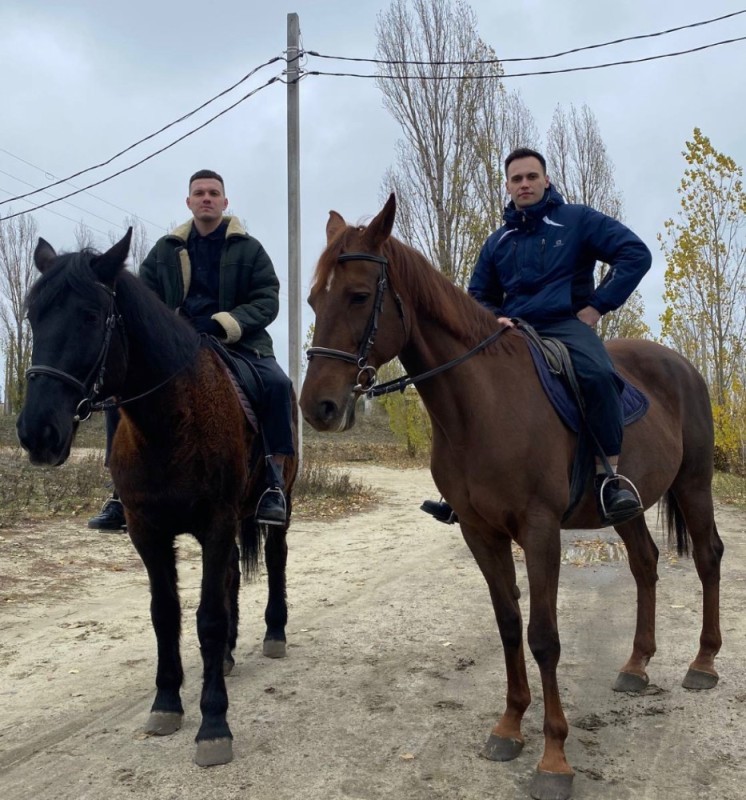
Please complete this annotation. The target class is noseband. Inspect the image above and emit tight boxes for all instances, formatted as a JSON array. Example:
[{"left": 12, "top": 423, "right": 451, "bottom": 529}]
[
  {"left": 26, "top": 284, "right": 121, "bottom": 421},
  {"left": 306, "top": 252, "right": 405, "bottom": 393}
]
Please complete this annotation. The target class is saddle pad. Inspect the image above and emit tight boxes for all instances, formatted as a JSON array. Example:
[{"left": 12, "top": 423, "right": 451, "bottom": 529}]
[
  {"left": 203, "top": 338, "right": 261, "bottom": 433},
  {"left": 525, "top": 339, "right": 648, "bottom": 433}
]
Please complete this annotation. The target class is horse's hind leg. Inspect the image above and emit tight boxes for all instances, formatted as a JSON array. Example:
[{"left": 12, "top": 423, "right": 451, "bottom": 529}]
[
  {"left": 460, "top": 525, "right": 531, "bottom": 763},
  {"left": 669, "top": 486, "right": 723, "bottom": 689},
  {"left": 223, "top": 543, "right": 240, "bottom": 676},
  {"left": 194, "top": 517, "right": 237, "bottom": 767},
  {"left": 613, "top": 515, "right": 660, "bottom": 692},
  {"left": 129, "top": 525, "right": 185, "bottom": 736},
  {"left": 262, "top": 524, "right": 288, "bottom": 658}
]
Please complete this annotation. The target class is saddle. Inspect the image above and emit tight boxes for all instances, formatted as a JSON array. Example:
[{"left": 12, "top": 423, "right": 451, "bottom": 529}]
[
  {"left": 203, "top": 336, "right": 262, "bottom": 433},
  {"left": 515, "top": 321, "right": 649, "bottom": 521}
]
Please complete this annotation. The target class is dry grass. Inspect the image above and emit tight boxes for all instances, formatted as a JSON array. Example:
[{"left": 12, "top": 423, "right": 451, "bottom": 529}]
[{"left": 0, "top": 404, "right": 422, "bottom": 525}]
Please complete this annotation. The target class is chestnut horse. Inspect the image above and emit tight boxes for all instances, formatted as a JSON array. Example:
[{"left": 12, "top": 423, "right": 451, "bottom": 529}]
[
  {"left": 16, "top": 230, "right": 297, "bottom": 768},
  {"left": 300, "top": 195, "right": 723, "bottom": 800}
]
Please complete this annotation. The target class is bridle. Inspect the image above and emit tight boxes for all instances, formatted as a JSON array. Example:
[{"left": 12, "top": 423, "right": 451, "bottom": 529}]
[
  {"left": 306, "top": 250, "right": 508, "bottom": 398},
  {"left": 306, "top": 252, "right": 405, "bottom": 393},
  {"left": 26, "top": 283, "right": 122, "bottom": 422},
  {"left": 25, "top": 282, "right": 191, "bottom": 421}
]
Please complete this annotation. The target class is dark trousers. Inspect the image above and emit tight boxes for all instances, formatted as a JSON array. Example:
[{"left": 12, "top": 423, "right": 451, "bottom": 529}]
[
  {"left": 103, "top": 354, "right": 294, "bottom": 461},
  {"left": 530, "top": 318, "right": 624, "bottom": 456},
  {"left": 242, "top": 353, "right": 295, "bottom": 457}
]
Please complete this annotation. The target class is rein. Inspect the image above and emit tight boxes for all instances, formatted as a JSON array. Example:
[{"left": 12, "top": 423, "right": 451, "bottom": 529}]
[
  {"left": 306, "top": 251, "right": 508, "bottom": 398},
  {"left": 26, "top": 282, "right": 191, "bottom": 422}
]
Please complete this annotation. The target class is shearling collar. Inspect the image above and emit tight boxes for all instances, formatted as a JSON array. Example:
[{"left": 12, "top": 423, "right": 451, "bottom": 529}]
[{"left": 168, "top": 215, "right": 248, "bottom": 243}]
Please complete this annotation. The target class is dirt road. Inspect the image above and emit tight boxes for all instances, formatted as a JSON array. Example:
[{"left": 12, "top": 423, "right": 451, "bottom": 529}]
[{"left": 1, "top": 465, "right": 745, "bottom": 799}]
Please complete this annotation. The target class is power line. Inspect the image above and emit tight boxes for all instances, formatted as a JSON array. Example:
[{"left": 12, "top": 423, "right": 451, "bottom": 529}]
[
  {"left": 0, "top": 187, "right": 111, "bottom": 238},
  {"left": 304, "top": 36, "right": 746, "bottom": 81},
  {"left": 0, "top": 55, "right": 282, "bottom": 207},
  {"left": 0, "top": 147, "right": 165, "bottom": 231},
  {"left": 0, "top": 167, "right": 134, "bottom": 232},
  {"left": 0, "top": 74, "right": 282, "bottom": 222},
  {"left": 307, "top": 9, "right": 746, "bottom": 66}
]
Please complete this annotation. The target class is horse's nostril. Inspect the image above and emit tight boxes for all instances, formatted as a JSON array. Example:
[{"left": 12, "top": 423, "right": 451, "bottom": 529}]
[{"left": 319, "top": 400, "right": 337, "bottom": 422}]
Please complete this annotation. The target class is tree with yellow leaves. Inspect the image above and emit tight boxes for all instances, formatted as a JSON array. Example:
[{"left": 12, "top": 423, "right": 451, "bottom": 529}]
[{"left": 659, "top": 128, "right": 746, "bottom": 469}]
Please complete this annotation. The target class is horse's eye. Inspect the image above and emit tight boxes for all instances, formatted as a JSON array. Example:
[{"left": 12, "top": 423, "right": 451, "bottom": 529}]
[
  {"left": 83, "top": 311, "right": 100, "bottom": 324},
  {"left": 350, "top": 293, "right": 369, "bottom": 306}
]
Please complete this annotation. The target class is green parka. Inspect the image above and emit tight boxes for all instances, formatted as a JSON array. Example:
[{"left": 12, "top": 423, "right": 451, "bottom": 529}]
[{"left": 139, "top": 215, "right": 279, "bottom": 357}]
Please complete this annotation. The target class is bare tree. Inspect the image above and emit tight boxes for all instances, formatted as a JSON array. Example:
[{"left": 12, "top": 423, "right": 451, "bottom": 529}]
[
  {"left": 74, "top": 220, "right": 97, "bottom": 250},
  {"left": 0, "top": 211, "right": 38, "bottom": 414},
  {"left": 376, "top": 0, "right": 537, "bottom": 287},
  {"left": 110, "top": 216, "right": 152, "bottom": 270},
  {"left": 546, "top": 104, "right": 650, "bottom": 340}
]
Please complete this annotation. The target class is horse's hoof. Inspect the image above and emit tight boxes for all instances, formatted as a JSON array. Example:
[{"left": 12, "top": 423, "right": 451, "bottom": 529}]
[
  {"left": 223, "top": 658, "right": 235, "bottom": 676},
  {"left": 682, "top": 668, "right": 719, "bottom": 690},
  {"left": 530, "top": 769, "right": 574, "bottom": 800},
  {"left": 145, "top": 710, "right": 183, "bottom": 736},
  {"left": 263, "top": 639, "right": 287, "bottom": 659},
  {"left": 480, "top": 733, "right": 524, "bottom": 762},
  {"left": 613, "top": 671, "right": 649, "bottom": 693},
  {"left": 194, "top": 737, "right": 233, "bottom": 767}
]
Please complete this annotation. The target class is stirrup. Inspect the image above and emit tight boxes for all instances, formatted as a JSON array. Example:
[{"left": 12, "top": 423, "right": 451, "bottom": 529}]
[
  {"left": 256, "top": 487, "right": 287, "bottom": 527},
  {"left": 597, "top": 473, "right": 643, "bottom": 524}
]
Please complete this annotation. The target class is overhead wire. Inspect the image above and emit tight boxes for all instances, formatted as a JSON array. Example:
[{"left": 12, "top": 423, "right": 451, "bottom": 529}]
[
  {"left": 304, "top": 36, "right": 746, "bottom": 80},
  {"left": 306, "top": 9, "right": 746, "bottom": 66},
  {"left": 0, "top": 55, "right": 283, "bottom": 207},
  {"left": 0, "top": 147, "right": 164, "bottom": 231},
  {"left": 0, "top": 74, "right": 282, "bottom": 222}
]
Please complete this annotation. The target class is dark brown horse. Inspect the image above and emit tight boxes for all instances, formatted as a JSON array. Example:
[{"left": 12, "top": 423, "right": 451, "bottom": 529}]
[
  {"left": 300, "top": 195, "right": 723, "bottom": 800},
  {"left": 16, "top": 230, "right": 297, "bottom": 768}
]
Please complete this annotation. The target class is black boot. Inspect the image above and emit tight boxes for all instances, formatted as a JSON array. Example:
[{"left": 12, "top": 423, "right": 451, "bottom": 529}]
[
  {"left": 420, "top": 499, "right": 458, "bottom": 525},
  {"left": 256, "top": 487, "right": 287, "bottom": 526},
  {"left": 88, "top": 496, "right": 126, "bottom": 531},
  {"left": 595, "top": 474, "right": 643, "bottom": 525}
]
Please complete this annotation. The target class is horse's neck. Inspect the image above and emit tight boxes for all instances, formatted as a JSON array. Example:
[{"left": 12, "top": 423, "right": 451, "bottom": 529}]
[{"left": 399, "top": 316, "right": 523, "bottom": 427}]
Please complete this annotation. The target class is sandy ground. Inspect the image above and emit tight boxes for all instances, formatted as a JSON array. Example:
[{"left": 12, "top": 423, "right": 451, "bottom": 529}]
[{"left": 1, "top": 464, "right": 745, "bottom": 800}]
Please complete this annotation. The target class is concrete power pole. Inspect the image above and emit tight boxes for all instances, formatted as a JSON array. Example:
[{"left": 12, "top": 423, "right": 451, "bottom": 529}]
[{"left": 287, "top": 12, "right": 302, "bottom": 462}]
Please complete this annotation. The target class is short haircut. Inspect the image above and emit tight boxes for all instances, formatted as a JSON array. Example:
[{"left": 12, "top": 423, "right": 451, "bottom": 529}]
[
  {"left": 504, "top": 148, "right": 547, "bottom": 175},
  {"left": 189, "top": 170, "right": 225, "bottom": 191}
]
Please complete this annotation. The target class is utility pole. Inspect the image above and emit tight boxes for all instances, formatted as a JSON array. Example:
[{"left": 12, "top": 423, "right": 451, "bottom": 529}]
[{"left": 287, "top": 12, "right": 302, "bottom": 461}]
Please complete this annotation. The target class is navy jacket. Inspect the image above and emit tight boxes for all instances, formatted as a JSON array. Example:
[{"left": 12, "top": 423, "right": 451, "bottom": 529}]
[{"left": 467, "top": 185, "right": 651, "bottom": 322}]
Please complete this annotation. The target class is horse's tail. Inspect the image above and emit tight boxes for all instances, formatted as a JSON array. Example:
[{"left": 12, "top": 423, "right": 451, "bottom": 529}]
[
  {"left": 663, "top": 489, "right": 690, "bottom": 557},
  {"left": 239, "top": 516, "right": 263, "bottom": 581}
]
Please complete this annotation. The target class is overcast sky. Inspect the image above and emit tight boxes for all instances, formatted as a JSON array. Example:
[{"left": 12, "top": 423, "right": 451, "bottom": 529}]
[{"left": 1, "top": 0, "right": 744, "bottom": 374}]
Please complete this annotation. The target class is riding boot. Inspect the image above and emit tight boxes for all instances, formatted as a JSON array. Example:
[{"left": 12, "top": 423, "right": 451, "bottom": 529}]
[
  {"left": 88, "top": 492, "right": 126, "bottom": 531},
  {"left": 420, "top": 498, "right": 458, "bottom": 525},
  {"left": 256, "top": 455, "right": 288, "bottom": 526},
  {"left": 595, "top": 474, "right": 643, "bottom": 525}
]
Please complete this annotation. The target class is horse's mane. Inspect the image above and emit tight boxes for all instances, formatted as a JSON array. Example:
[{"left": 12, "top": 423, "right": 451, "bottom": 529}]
[
  {"left": 313, "top": 225, "right": 507, "bottom": 351},
  {"left": 26, "top": 249, "right": 200, "bottom": 375}
]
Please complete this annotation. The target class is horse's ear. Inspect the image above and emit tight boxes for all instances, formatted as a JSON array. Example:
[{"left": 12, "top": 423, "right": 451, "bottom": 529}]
[
  {"left": 363, "top": 193, "right": 396, "bottom": 250},
  {"left": 34, "top": 238, "right": 57, "bottom": 273},
  {"left": 92, "top": 227, "right": 133, "bottom": 284},
  {"left": 326, "top": 211, "right": 346, "bottom": 244}
]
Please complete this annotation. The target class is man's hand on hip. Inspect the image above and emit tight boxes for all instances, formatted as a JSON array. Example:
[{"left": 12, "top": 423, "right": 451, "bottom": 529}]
[{"left": 577, "top": 306, "right": 601, "bottom": 327}]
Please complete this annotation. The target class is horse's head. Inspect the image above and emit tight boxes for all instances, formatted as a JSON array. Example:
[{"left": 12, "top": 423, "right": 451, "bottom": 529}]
[
  {"left": 16, "top": 229, "right": 132, "bottom": 465},
  {"left": 301, "top": 194, "right": 408, "bottom": 432}
]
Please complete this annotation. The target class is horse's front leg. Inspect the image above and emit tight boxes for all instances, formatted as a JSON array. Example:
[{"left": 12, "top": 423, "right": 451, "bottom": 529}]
[
  {"left": 128, "top": 519, "right": 185, "bottom": 737},
  {"left": 522, "top": 524, "right": 574, "bottom": 800},
  {"left": 461, "top": 524, "right": 531, "bottom": 761},
  {"left": 194, "top": 515, "right": 238, "bottom": 767}
]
